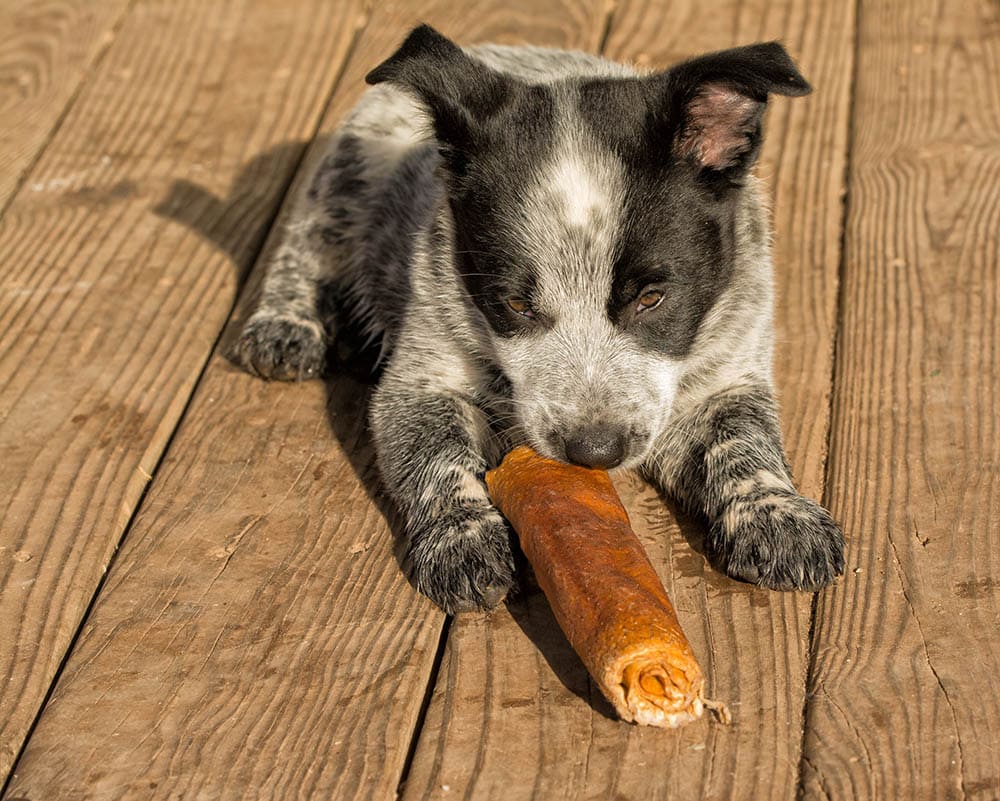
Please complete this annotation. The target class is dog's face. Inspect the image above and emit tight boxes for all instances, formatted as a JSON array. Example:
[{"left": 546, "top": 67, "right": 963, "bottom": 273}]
[{"left": 368, "top": 27, "right": 810, "bottom": 468}]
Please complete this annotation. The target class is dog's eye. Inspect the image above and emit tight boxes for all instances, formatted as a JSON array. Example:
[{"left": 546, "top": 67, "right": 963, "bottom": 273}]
[
  {"left": 507, "top": 298, "right": 536, "bottom": 318},
  {"left": 636, "top": 288, "right": 664, "bottom": 313}
]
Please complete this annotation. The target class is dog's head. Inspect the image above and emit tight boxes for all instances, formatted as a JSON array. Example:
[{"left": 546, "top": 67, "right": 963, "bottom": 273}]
[{"left": 368, "top": 25, "right": 810, "bottom": 468}]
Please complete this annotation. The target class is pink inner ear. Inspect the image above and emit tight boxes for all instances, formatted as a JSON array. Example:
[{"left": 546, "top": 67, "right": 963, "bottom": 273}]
[{"left": 676, "top": 83, "right": 760, "bottom": 170}]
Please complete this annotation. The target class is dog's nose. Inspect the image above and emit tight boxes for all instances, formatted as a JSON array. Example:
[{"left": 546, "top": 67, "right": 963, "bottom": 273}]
[{"left": 564, "top": 426, "right": 627, "bottom": 469}]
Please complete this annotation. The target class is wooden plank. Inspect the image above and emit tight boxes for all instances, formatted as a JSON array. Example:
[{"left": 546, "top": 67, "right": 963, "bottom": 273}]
[
  {"left": 0, "top": 0, "right": 135, "bottom": 211},
  {"left": 6, "top": 369, "right": 445, "bottom": 801},
  {"left": 2, "top": 2, "right": 611, "bottom": 799},
  {"left": 400, "top": 0, "right": 855, "bottom": 798},
  {"left": 799, "top": 0, "right": 1000, "bottom": 797},
  {"left": 0, "top": 0, "right": 363, "bottom": 786}
]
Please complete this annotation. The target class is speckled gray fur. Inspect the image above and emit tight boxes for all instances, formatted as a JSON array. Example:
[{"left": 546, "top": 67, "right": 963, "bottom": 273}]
[{"left": 233, "top": 26, "right": 844, "bottom": 612}]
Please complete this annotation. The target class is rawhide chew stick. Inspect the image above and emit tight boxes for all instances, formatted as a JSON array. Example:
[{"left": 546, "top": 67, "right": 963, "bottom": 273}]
[{"left": 486, "top": 446, "right": 727, "bottom": 728}]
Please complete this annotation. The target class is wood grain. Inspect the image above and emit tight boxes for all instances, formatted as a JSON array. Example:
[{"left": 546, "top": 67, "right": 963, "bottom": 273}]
[
  {"left": 3, "top": 2, "right": 611, "bottom": 799},
  {"left": 800, "top": 0, "right": 1000, "bottom": 797},
  {"left": 401, "top": 1, "right": 855, "bottom": 798},
  {"left": 6, "top": 368, "right": 446, "bottom": 801},
  {"left": 319, "top": 0, "right": 611, "bottom": 131},
  {"left": 0, "top": 0, "right": 134, "bottom": 211},
  {"left": 0, "top": 0, "right": 362, "bottom": 787}
]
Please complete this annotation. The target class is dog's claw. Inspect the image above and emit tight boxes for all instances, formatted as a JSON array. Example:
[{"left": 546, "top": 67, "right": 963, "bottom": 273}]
[
  {"left": 232, "top": 314, "right": 326, "bottom": 381},
  {"left": 406, "top": 509, "right": 515, "bottom": 614},
  {"left": 710, "top": 491, "right": 845, "bottom": 591}
]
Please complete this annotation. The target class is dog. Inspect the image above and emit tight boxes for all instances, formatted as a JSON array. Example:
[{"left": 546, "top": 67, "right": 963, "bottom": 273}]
[{"left": 232, "top": 24, "right": 845, "bottom": 613}]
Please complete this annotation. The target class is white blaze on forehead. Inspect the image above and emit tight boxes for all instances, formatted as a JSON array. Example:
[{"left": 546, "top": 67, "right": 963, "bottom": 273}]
[
  {"left": 516, "top": 136, "right": 625, "bottom": 316},
  {"left": 548, "top": 153, "right": 608, "bottom": 227}
]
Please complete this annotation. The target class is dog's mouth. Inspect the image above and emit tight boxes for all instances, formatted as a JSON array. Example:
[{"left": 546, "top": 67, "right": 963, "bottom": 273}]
[{"left": 530, "top": 425, "right": 652, "bottom": 472}]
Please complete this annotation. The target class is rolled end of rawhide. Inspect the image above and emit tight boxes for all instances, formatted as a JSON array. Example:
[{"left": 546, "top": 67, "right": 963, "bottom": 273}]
[{"left": 611, "top": 650, "right": 705, "bottom": 727}]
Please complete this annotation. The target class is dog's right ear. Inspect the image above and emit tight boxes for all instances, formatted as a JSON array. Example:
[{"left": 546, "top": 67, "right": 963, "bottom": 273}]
[{"left": 366, "top": 25, "right": 514, "bottom": 156}]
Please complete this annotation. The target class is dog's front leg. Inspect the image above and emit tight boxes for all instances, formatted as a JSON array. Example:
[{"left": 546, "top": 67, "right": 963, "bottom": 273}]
[
  {"left": 232, "top": 133, "right": 358, "bottom": 381},
  {"left": 370, "top": 382, "right": 513, "bottom": 614},
  {"left": 645, "top": 382, "right": 844, "bottom": 590}
]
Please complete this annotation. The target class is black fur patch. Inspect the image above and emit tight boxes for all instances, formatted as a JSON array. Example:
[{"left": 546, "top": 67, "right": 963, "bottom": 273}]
[
  {"left": 608, "top": 162, "right": 736, "bottom": 357},
  {"left": 575, "top": 81, "right": 737, "bottom": 356},
  {"left": 574, "top": 42, "right": 810, "bottom": 355},
  {"left": 366, "top": 24, "right": 518, "bottom": 165},
  {"left": 447, "top": 85, "right": 558, "bottom": 337},
  {"left": 367, "top": 27, "right": 564, "bottom": 338}
]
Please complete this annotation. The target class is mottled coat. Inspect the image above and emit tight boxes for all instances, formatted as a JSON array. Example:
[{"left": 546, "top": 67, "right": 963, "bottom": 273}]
[{"left": 233, "top": 26, "right": 845, "bottom": 613}]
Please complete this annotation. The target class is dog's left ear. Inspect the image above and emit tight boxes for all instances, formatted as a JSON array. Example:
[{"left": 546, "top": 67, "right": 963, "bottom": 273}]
[
  {"left": 662, "top": 42, "right": 811, "bottom": 175},
  {"left": 366, "top": 24, "right": 514, "bottom": 156}
]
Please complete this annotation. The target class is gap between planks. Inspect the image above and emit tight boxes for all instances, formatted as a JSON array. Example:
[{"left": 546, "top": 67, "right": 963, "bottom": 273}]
[
  {"left": 794, "top": 0, "right": 864, "bottom": 792},
  {"left": 0, "top": 0, "right": 369, "bottom": 790},
  {"left": 801, "top": 0, "right": 1000, "bottom": 795}
]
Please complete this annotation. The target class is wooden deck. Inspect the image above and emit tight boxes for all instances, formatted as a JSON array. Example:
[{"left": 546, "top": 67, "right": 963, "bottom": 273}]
[{"left": 0, "top": 0, "right": 997, "bottom": 798}]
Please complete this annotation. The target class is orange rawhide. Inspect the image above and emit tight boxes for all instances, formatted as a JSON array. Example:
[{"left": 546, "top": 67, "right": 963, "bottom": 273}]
[{"left": 487, "top": 446, "right": 726, "bottom": 727}]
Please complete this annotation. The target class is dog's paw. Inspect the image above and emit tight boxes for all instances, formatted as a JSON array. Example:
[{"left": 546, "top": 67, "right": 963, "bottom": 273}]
[
  {"left": 709, "top": 490, "right": 845, "bottom": 591},
  {"left": 231, "top": 314, "right": 326, "bottom": 381},
  {"left": 407, "top": 507, "right": 515, "bottom": 614}
]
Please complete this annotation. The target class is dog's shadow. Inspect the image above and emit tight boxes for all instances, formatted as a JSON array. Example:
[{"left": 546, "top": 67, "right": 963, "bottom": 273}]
[
  {"left": 153, "top": 136, "right": 400, "bottom": 520},
  {"left": 153, "top": 142, "right": 720, "bottom": 721}
]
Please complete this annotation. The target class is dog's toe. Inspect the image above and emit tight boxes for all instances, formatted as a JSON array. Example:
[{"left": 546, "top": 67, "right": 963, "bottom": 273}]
[
  {"left": 407, "top": 510, "right": 515, "bottom": 614},
  {"left": 231, "top": 314, "right": 326, "bottom": 381},
  {"left": 710, "top": 491, "right": 845, "bottom": 591}
]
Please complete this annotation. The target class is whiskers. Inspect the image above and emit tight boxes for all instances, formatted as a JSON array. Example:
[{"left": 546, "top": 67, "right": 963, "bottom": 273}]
[
  {"left": 644, "top": 420, "right": 709, "bottom": 468},
  {"left": 476, "top": 393, "right": 541, "bottom": 457}
]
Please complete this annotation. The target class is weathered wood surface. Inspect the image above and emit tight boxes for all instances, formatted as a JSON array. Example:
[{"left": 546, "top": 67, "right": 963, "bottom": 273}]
[
  {"left": 0, "top": 0, "right": 362, "bottom": 787},
  {"left": 2, "top": 2, "right": 612, "bottom": 799},
  {"left": 400, "top": 1, "right": 855, "bottom": 799},
  {"left": 4, "top": 0, "right": 999, "bottom": 798},
  {"left": 5, "top": 367, "right": 446, "bottom": 801},
  {"left": 800, "top": 0, "right": 1000, "bottom": 797},
  {"left": 0, "top": 0, "right": 134, "bottom": 212}
]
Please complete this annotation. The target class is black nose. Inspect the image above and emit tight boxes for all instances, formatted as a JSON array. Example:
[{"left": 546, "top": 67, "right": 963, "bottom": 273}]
[{"left": 564, "top": 426, "right": 628, "bottom": 469}]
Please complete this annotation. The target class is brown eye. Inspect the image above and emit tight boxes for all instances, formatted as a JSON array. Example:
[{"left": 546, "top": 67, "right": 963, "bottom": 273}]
[
  {"left": 507, "top": 298, "right": 535, "bottom": 318},
  {"left": 636, "top": 288, "right": 664, "bottom": 312}
]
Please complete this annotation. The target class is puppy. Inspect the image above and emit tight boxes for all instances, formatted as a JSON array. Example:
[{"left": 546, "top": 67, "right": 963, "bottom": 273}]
[{"left": 233, "top": 25, "right": 845, "bottom": 613}]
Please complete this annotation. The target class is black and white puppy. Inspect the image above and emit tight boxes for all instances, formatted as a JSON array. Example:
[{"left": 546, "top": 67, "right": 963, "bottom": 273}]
[{"left": 233, "top": 25, "right": 845, "bottom": 613}]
